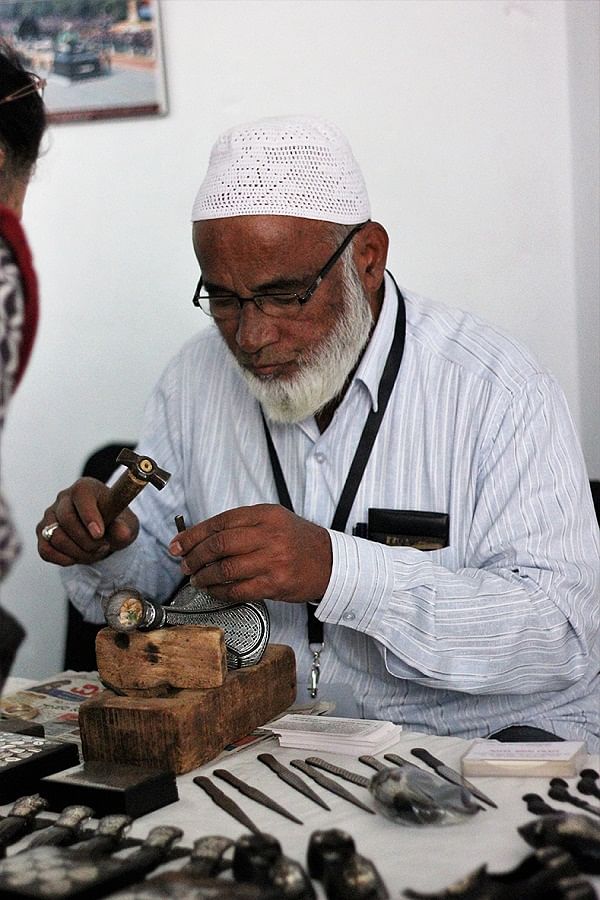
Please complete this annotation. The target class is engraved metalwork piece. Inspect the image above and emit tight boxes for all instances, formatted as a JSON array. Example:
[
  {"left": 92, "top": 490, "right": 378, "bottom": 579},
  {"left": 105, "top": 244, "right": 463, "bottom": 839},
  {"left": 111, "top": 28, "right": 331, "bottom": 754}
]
[
  {"left": 403, "top": 845, "right": 595, "bottom": 900},
  {"left": 519, "top": 811, "right": 600, "bottom": 873},
  {"left": 21, "top": 805, "right": 94, "bottom": 850},
  {"left": 103, "top": 584, "right": 270, "bottom": 669},
  {"left": 257, "top": 753, "right": 330, "bottom": 811},
  {"left": 304, "top": 757, "right": 369, "bottom": 788},
  {"left": 0, "top": 794, "right": 48, "bottom": 853},
  {"left": 213, "top": 769, "right": 303, "bottom": 825},
  {"left": 307, "top": 828, "right": 388, "bottom": 900},
  {"left": 289, "top": 760, "right": 375, "bottom": 814}
]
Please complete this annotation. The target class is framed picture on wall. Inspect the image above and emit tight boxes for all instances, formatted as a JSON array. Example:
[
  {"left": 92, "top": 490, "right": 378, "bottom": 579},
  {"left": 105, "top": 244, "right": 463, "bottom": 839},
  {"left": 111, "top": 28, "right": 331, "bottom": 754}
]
[{"left": 0, "top": 0, "right": 168, "bottom": 124}]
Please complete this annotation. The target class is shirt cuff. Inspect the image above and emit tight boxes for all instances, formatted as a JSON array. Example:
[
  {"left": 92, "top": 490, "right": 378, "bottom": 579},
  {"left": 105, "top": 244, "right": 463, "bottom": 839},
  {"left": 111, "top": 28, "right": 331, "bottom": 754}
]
[{"left": 316, "top": 530, "right": 396, "bottom": 631}]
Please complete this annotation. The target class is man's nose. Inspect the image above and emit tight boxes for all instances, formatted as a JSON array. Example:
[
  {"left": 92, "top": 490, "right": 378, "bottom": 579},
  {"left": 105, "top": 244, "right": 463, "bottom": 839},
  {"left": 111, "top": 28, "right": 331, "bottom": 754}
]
[{"left": 235, "top": 301, "right": 279, "bottom": 353}]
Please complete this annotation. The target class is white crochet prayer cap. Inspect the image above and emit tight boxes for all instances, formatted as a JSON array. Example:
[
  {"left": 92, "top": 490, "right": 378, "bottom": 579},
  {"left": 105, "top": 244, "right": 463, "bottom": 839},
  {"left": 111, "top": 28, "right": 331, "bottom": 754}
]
[{"left": 191, "top": 115, "right": 371, "bottom": 225}]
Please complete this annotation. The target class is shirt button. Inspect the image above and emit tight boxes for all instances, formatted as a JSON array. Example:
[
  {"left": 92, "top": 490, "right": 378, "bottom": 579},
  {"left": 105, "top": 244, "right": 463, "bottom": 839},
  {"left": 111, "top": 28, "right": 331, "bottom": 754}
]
[
  {"left": 314, "top": 452, "right": 325, "bottom": 463},
  {"left": 343, "top": 611, "right": 356, "bottom": 621}
]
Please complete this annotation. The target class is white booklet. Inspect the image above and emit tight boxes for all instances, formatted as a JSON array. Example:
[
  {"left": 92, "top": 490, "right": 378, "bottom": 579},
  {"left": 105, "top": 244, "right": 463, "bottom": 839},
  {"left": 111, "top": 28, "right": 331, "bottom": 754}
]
[
  {"left": 461, "top": 739, "right": 588, "bottom": 777},
  {"left": 270, "top": 715, "right": 401, "bottom": 755}
]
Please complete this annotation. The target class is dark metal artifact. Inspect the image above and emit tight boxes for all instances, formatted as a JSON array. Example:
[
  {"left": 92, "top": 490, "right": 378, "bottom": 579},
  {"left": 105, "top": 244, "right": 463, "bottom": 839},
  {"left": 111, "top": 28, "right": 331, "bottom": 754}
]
[
  {"left": 519, "top": 811, "right": 600, "bottom": 873},
  {"left": 0, "top": 795, "right": 48, "bottom": 856},
  {"left": 289, "top": 760, "right": 375, "bottom": 814},
  {"left": 369, "top": 765, "right": 481, "bottom": 826},
  {"left": 402, "top": 844, "right": 596, "bottom": 899},
  {"left": 0, "top": 823, "right": 182, "bottom": 898},
  {"left": 384, "top": 752, "right": 430, "bottom": 772},
  {"left": 578, "top": 770, "right": 600, "bottom": 802},
  {"left": 67, "top": 813, "right": 132, "bottom": 857},
  {"left": 257, "top": 753, "right": 330, "bottom": 810},
  {"left": 522, "top": 793, "right": 560, "bottom": 816},
  {"left": 193, "top": 776, "right": 262, "bottom": 835},
  {"left": 410, "top": 748, "right": 498, "bottom": 809},
  {"left": 548, "top": 779, "right": 600, "bottom": 818},
  {"left": 306, "top": 829, "right": 356, "bottom": 881},
  {"left": 306, "top": 828, "right": 388, "bottom": 900},
  {"left": 20, "top": 805, "right": 94, "bottom": 850},
  {"left": 232, "top": 832, "right": 315, "bottom": 900},
  {"left": 358, "top": 756, "right": 387, "bottom": 773},
  {"left": 304, "top": 757, "right": 369, "bottom": 788},
  {"left": 108, "top": 835, "right": 279, "bottom": 899},
  {"left": 212, "top": 769, "right": 303, "bottom": 825}
]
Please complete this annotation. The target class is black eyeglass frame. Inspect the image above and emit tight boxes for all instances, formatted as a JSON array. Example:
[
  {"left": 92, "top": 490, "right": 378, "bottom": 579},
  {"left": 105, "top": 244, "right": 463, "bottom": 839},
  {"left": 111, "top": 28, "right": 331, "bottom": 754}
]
[{"left": 192, "top": 221, "right": 368, "bottom": 319}]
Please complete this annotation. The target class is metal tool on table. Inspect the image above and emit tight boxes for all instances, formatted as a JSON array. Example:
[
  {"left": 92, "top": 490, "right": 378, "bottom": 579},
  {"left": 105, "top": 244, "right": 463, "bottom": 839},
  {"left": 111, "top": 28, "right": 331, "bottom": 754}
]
[
  {"left": 305, "top": 757, "right": 370, "bottom": 789},
  {"left": 411, "top": 747, "right": 498, "bottom": 809},
  {"left": 232, "top": 832, "right": 316, "bottom": 900},
  {"left": 213, "top": 769, "right": 303, "bottom": 825},
  {"left": 193, "top": 776, "right": 262, "bottom": 836},
  {"left": 257, "top": 753, "right": 330, "bottom": 811},
  {"left": 307, "top": 828, "right": 389, "bottom": 900},
  {"left": 0, "top": 795, "right": 48, "bottom": 855},
  {"left": 20, "top": 805, "right": 94, "bottom": 851},
  {"left": 289, "top": 760, "right": 375, "bottom": 814},
  {"left": 522, "top": 793, "right": 559, "bottom": 816},
  {"left": 578, "top": 769, "right": 600, "bottom": 801},
  {"left": 548, "top": 778, "right": 600, "bottom": 818}
]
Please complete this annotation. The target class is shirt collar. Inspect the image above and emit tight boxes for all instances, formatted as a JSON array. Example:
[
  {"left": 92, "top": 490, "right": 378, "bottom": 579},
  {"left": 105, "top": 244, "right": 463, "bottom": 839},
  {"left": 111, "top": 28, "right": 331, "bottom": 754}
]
[{"left": 353, "top": 270, "right": 398, "bottom": 413}]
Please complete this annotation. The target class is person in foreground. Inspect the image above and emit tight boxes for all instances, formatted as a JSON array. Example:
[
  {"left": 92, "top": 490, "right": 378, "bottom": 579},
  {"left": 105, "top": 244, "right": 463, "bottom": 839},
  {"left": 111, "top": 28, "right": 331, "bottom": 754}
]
[
  {"left": 37, "top": 116, "right": 600, "bottom": 749},
  {"left": 0, "top": 41, "right": 46, "bottom": 689}
]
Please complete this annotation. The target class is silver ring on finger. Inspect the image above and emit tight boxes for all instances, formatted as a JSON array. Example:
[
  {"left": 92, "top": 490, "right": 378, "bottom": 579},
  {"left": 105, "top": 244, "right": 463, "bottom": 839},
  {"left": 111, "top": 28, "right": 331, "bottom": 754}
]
[{"left": 41, "top": 522, "right": 60, "bottom": 541}]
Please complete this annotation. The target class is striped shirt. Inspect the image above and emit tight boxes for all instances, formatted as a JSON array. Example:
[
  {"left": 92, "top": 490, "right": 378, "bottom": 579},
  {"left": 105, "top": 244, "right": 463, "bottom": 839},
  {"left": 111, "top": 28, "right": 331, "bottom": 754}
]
[{"left": 64, "top": 273, "right": 600, "bottom": 748}]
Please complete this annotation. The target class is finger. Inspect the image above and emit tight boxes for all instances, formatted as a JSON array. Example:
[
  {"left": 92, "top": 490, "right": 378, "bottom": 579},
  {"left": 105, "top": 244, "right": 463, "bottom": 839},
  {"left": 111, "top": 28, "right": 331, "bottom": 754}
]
[
  {"left": 70, "top": 480, "right": 109, "bottom": 539},
  {"left": 37, "top": 522, "right": 110, "bottom": 566},
  {"left": 169, "top": 505, "right": 276, "bottom": 556},
  {"left": 191, "top": 571, "right": 278, "bottom": 605},
  {"left": 180, "top": 525, "right": 264, "bottom": 575}
]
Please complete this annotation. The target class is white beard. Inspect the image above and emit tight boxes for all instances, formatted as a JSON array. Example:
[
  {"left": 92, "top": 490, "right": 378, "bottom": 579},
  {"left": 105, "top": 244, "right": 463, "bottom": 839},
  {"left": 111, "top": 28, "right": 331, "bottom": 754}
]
[{"left": 238, "top": 261, "right": 373, "bottom": 424}]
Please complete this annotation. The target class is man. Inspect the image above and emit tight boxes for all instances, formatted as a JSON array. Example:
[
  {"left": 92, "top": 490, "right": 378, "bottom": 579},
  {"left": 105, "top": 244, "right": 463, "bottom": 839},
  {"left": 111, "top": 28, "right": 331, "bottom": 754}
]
[{"left": 38, "top": 116, "right": 600, "bottom": 748}]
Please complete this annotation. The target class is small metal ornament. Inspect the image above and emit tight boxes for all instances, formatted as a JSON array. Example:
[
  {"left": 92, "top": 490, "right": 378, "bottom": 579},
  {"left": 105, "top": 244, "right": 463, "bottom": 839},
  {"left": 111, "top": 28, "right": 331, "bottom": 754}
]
[{"left": 102, "top": 584, "right": 270, "bottom": 669}]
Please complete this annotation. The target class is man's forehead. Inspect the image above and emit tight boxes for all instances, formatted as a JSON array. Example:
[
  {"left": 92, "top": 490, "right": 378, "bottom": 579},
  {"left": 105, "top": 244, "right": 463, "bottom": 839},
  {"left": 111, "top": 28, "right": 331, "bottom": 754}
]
[{"left": 193, "top": 215, "right": 332, "bottom": 259}]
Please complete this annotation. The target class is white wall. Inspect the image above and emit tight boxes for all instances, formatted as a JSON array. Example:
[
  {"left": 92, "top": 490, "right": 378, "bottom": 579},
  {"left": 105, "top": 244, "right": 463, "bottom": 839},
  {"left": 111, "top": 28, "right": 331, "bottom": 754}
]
[{"left": 3, "top": 0, "right": 598, "bottom": 679}]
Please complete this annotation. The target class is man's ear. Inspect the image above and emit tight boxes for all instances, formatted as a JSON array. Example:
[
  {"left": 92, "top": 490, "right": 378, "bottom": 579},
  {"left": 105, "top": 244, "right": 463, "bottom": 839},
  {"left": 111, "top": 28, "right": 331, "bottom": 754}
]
[{"left": 354, "top": 222, "right": 389, "bottom": 295}]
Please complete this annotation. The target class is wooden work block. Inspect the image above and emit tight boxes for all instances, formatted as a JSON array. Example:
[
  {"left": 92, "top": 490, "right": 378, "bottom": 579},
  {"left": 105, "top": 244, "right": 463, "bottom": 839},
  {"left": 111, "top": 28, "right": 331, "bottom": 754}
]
[
  {"left": 79, "top": 644, "right": 296, "bottom": 774},
  {"left": 95, "top": 625, "right": 227, "bottom": 695}
]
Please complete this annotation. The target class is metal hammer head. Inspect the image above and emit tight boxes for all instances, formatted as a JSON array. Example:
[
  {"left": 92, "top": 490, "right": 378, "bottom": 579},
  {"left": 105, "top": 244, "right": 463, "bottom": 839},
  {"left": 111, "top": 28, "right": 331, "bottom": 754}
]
[{"left": 116, "top": 448, "right": 171, "bottom": 490}]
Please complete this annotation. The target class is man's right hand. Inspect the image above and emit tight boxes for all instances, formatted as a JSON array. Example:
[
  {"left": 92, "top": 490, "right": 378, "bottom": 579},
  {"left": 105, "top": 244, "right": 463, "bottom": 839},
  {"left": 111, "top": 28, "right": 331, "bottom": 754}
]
[{"left": 36, "top": 477, "right": 139, "bottom": 567}]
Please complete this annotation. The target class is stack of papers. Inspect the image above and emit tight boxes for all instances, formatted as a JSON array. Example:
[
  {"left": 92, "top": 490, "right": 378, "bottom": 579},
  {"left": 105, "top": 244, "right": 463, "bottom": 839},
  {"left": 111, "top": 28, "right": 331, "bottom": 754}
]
[{"left": 270, "top": 715, "right": 401, "bottom": 756}]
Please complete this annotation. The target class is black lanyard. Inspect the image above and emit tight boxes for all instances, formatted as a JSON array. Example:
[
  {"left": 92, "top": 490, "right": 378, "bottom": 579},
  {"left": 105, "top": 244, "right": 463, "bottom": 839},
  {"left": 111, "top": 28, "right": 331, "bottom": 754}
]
[{"left": 262, "top": 274, "right": 406, "bottom": 651}]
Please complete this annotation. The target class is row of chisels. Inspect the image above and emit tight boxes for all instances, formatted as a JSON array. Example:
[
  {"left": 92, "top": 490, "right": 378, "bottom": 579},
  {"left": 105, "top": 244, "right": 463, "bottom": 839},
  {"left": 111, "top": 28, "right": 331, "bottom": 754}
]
[{"left": 193, "top": 748, "right": 497, "bottom": 834}]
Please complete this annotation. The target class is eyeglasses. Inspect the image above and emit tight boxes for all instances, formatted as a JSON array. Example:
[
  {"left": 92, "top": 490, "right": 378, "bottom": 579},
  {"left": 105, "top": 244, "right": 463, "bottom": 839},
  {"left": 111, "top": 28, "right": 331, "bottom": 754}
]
[
  {"left": 193, "top": 221, "right": 367, "bottom": 320},
  {"left": 0, "top": 74, "right": 46, "bottom": 107}
]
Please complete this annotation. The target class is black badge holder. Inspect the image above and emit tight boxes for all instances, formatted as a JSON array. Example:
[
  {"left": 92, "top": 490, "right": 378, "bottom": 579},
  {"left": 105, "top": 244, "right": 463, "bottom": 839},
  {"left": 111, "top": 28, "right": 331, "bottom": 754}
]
[{"left": 353, "top": 508, "right": 450, "bottom": 550}]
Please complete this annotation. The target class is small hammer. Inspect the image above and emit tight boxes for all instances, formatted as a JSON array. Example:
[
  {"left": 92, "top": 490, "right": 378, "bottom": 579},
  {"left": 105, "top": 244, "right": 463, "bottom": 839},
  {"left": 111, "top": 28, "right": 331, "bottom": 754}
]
[{"left": 97, "top": 448, "right": 171, "bottom": 525}]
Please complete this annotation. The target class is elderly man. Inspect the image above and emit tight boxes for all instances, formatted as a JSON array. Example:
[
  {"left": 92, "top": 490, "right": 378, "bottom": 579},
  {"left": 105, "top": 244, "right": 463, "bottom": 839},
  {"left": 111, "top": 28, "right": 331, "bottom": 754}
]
[{"left": 38, "top": 116, "right": 600, "bottom": 748}]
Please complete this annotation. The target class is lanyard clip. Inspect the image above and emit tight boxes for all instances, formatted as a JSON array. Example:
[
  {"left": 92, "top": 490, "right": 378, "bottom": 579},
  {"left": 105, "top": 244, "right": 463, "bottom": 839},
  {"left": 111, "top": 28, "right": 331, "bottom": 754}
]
[{"left": 308, "top": 644, "right": 323, "bottom": 699}]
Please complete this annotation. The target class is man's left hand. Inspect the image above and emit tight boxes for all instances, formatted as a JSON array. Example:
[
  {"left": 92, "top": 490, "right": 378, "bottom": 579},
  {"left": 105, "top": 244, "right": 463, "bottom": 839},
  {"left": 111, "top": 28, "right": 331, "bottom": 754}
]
[{"left": 168, "top": 504, "right": 332, "bottom": 604}]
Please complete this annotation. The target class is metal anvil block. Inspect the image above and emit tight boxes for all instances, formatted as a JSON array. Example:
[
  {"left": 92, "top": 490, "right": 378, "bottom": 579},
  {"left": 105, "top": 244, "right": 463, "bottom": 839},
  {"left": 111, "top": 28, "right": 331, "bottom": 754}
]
[{"left": 79, "top": 644, "right": 296, "bottom": 774}]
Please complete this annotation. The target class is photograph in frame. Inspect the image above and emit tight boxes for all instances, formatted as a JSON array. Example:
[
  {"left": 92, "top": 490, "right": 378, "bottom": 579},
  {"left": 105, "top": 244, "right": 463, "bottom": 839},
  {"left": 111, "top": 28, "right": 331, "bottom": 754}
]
[{"left": 0, "top": 0, "right": 168, "bottom": 124}]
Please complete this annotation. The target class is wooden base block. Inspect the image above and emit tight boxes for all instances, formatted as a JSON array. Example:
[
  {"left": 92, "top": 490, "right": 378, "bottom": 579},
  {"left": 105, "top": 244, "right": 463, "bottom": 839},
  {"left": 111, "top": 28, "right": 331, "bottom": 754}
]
[
  {"left": 79, "top": 644, "right": 296, "bottom": 774},
  {"left": 95, "top": 625, "right": 227, "bottom": 695}
]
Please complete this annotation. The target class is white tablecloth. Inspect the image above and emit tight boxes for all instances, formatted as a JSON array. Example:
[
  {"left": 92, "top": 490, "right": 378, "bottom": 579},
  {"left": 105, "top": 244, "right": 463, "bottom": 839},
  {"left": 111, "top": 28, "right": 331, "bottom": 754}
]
[
  {"left": 2, "top": 675, "right": 599, "bottom": 896},
  {"left": 132, "top": 729, "right": 600, "bottom": 897}
]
